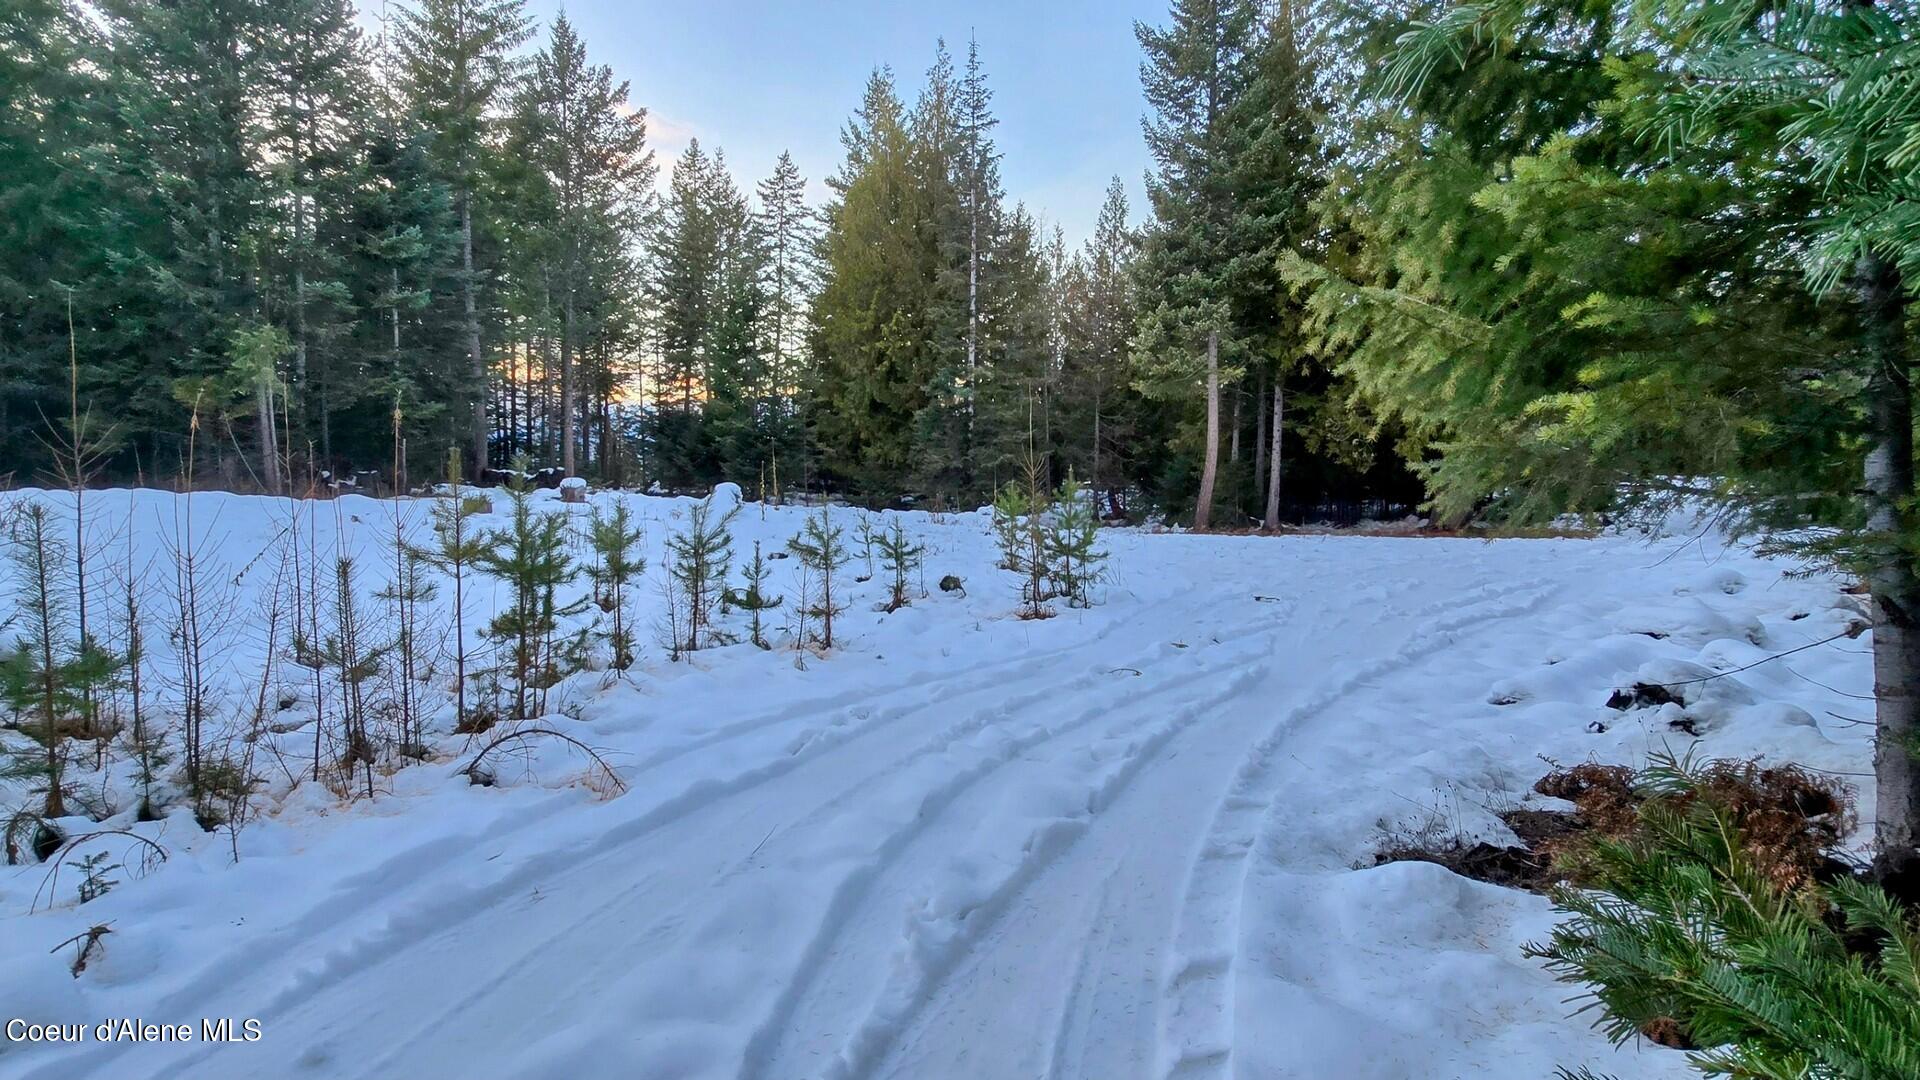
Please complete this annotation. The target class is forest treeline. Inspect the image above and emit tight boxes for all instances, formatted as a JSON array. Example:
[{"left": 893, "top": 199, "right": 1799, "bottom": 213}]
[{"left": 1, "top": 0, "right": 1425, "bottom": 524}]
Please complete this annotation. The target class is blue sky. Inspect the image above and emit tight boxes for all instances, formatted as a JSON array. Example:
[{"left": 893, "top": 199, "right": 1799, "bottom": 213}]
[{"left": 362, "top": 0, "right": 1167, "bottom": 245}]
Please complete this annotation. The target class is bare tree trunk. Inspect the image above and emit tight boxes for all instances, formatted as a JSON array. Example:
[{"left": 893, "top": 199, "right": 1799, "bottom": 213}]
[
  {"left": 1091, "top": 388, "right": 1102, "bottom": 504},
  {"left": 462, "top": 193, "right": 487, "bottom": 472},
  {"left": 1253, "top": 370, "right": 1268, "bottom": 488},
  {"left": 1263, "top": 378, "right": 1284, "bottom": 530},
  {"left": 1194, "top": 329, "right": 1221, "bottom": 531},
  {"left": 257, "top": 382, "right": 281, "bottom": 495},
  {"left": 561, "top": 295, "right": 576, "bottom": 476},
  {"left": 1856, "top": 253, "right": 1920, "bottom": 881},
  {"left": 1229, "top": 385, "right": 1241, "bottom": 463}
]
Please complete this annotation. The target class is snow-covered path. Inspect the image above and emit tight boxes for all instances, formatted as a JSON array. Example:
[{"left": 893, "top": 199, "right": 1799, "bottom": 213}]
[{"left": 1, "top": 495, "right": 1874, "bottom": 1080}]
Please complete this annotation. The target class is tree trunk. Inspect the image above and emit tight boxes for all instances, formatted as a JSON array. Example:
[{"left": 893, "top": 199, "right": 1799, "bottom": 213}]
[
  {"left": 1253, "top": 370, "right": 1268, "bottom": 488},
  {"left": 1858, "top": 252, "right": 1920, "bottom": 882},
  {"left": 1091, "top": 389, "right": 1103, "bottom": 504},
  {"left": 561, "top": 294, "right": 576, "bottom": 476},
  {"left": 1264, "top": 378, "right": 1284, "bottom": 530},
  {"left": 1229, "top": 385, "right": 1241, "bottom": 463},
  {"left": 257, "top": 382, "right": 281, "bottom": 495},
  {"left": 462, "top": 193, "right": 487, "bottom": 472},
  {"left": 1194, "top": 329, "right": 1221, "bottom": 531}
]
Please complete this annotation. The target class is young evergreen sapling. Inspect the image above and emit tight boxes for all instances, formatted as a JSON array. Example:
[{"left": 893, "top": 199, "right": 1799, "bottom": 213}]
[
  {"left": 665, "top": 498, "right": 740, "bottom": 652},
  {"left": 725, "top": 541, "right": 783, "bottom": 649},
  {"left": 877, "top": 519, "right": 924, "bottom": 612},
  {"left": 586, "top": 499, "right": 646, "bottom": 670},
  {"left": 786, "top": 508, "right": 850, "bottom": 648}
]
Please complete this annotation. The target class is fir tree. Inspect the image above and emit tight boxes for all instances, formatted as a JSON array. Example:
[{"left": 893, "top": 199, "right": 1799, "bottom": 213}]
[
  {"left": 520, "top": 14, "right": 655, "bottom": 476},
  {"left": 1132, "top": 0, "right": 1272, "bottom": 530}
]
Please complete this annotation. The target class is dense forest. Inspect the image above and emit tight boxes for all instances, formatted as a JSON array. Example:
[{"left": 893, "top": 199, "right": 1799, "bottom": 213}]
[{"left": 1, "top": 0, "right": 1431, "bottom": 525}]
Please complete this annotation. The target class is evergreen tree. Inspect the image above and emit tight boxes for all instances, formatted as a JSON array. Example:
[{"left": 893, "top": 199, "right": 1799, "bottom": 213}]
[
  {"left": 726, "top": 541, "right": 784, "bottom": 649},
  {"left": 785, "top": 508, "right": 850, "bottom": 648},
  {"left": 648, "top": 141, "right": 727, "bottom": 486},
  {"left": 1044, "top": 473, "right": 1108, "bottom": 608},
  {"left": 1131, "top": 0, "right": 1265, "bottom": 529},
  {"left": 810, "top": 69, "right": 945, "bottom": 497},
  {"left": 394, "top": 0, "right": 534, "bottom": 472},
  {"left": 755, "top": 151, "right": 818, "bottom": 489},
  {"left": 1058, "top": 179, "right": 1141, "bottom": 514},
  {"left": 410, "top": 449, "right": 490, "bottom": 732},
  {"left": 1295, "top": 0, "right": 1919, "bottom": 876},
  {"left": 520, "top": 14, "right": 654, "bottom": 476},
  {"left": 476, "top": 456, "right": 587, "bottom": 721},
  {"left": 586, "top": 498, "right": 646, "bottom": 670},
  {"left": 876, "top": 519, "right": 925, "bottom": 613},
  {"left": 664, "top": 496, "right": 740, "bottom": 652}
]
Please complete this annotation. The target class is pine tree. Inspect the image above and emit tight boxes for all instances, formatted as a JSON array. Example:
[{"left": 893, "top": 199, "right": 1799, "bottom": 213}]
[
  {"left": 648, "top": 140, "right": 727, "bottom": 487},
  {"left": 2, "top": 503, "right": 81, "bottom": 818},
  {"left": 725, "top": 541, "right": 784, "bottom": 649},
  {"left": 410, "top": 448, "right": 490, "bottom": 732},
  {"left": 1045, "top": 473, "right": 1108, "bottom": 608},
  {"left": 520, "top": 14, "right": 655, "bottom": 476},
  {"left": 810, "top": 68, "right": 945, "bottom": 496},
  {"left": 876, "top": 519, "right": 925, "bottom": 613},
  {"left": 476, "top": 456, "right": 586, "bottom": 721},
  {"left": 992, "top": 454, "right": 1056, "bottom": 619},
  {"left": 1058, "top": 179, "right": 1140, "bottom": 515},
  {"left": 376, "top": 506, "right": 437, "bottom": 754},
  {"left": 586, "top": 498, "right": 646, "bottom": 670},
  {"left": 785, "top": 508, "right": 850, "bottom": 649},
  {"left": 1307, "top": 0, "right": 1919, "bottom": 878},
  {"left": 755, "top": 150, "right": 818, "bottom": 485},
  {"left": 664, "top": 496, "right": 740, "bottom": 652},
  {"left": 1132, "top": 0, "right": 1268, "bottom": 530},
  {"left": 394, "top": 0, "right": 534, "bottom": 472},
  {"left": 262, "top": 0, "right": 368, "bottom": 464}
]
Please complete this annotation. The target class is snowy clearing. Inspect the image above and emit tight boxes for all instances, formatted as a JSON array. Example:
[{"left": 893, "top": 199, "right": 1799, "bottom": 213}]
[{"left": 0, "top": 488, "right": 1873, "bottom": 1080}]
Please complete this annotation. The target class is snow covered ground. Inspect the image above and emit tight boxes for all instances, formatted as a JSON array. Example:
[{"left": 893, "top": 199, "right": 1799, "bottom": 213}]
[{"left": 0, "top": 487, "right": 1875, "bottom": 1079}]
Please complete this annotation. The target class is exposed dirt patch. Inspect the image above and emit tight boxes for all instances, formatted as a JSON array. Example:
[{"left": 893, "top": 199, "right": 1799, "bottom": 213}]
[{"left": 1370, "top": 808, "right": 1578, "bottom": 894}]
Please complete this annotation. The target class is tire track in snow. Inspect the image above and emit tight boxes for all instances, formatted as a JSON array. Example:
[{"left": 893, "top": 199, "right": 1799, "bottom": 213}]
[
  {"left": 347, "top": 640, "right": 1239, "bottom": 1080},
  {"left": 69, "top": 633, "right": 1135, "bottom": 1080},
  {"left": 1155, "top": 581, "right": 1562, "bottom": 1080},
  {"left": 100, "top": 603, "right": 1294, "bottom": 1080},
  {"left": 747, "top": 625, "right": 1287, "bottom": 1080}
]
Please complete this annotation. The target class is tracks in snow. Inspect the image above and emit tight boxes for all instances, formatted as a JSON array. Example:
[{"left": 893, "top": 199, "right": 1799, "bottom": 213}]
[
  {"left": 32, "top": 552, "right": 1580, "bottom": 1080},
  {"left": 1155, "top": 578, "right": 1561, "bottom": 1080}
]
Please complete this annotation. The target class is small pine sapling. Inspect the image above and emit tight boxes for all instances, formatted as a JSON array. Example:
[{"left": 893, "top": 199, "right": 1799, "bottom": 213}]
[
  {"left": 377, "top": 505, "right": 437, "bottom": 755},
  {"left": 665, "top": 497, "right": 740, "bottom": 653},
  {"left": 410, "top": 448, "right": 489, "bottom": 733},
  {"left": 725, "top": 541, "right": 784, "bottom": 649},
  {"left": 74, "top": 850, "right": 119, "bottom": 903},
  {"left": 855, "top": 512, "right": 879, "bottom": 582},
  {"left": 877, "top": 520, "right": 924, "bottom": 612},
  {"left": 1044, "top": 474, "right": 1109, "bottom": 609},
  {"left": 3, "top": 501, "right": 81, "bottom": 818},
  {"left": 786, "top": 508, "right": 850, "bottom": 649},
  {"left": 112, "top": 498, "right": 157, "bottom": 820},
  {"left": 477, "top": 457, "right": 589, "bottom": 721},
  {"left": 586, "top": 499, "right": 646, "bottom": 670},
  {"left": 993, "top": 458, "right": 1055, "bottom": 619}
]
